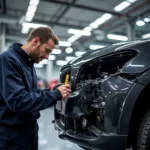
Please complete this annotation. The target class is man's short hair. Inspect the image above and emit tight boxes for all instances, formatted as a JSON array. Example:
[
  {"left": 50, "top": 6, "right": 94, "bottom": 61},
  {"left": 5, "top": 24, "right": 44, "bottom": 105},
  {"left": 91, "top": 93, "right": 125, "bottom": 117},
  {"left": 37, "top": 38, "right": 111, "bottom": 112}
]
[{"left": 27, "top": 26, "right": 59, "bottom": 45}]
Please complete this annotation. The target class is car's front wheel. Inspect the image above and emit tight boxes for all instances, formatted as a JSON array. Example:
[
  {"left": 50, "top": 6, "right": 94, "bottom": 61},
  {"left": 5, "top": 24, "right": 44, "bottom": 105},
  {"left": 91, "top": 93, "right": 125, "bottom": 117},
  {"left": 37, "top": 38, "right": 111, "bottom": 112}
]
[{"left": 133, "top": 110, "right": 150, "bottom": 150}]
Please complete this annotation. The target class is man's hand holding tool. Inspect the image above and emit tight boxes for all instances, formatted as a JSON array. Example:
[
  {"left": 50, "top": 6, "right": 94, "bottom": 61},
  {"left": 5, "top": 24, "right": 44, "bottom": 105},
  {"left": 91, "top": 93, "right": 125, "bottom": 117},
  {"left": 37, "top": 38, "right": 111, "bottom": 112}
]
[{"left": 58, "top": 74, "right": 71, "bottom": 99}]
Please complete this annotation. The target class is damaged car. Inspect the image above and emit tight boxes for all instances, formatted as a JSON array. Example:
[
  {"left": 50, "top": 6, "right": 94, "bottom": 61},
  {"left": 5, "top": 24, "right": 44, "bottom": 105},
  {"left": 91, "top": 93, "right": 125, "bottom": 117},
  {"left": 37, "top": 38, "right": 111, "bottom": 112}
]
[{"left": 53, "top": 39, "right": 150, "bottom": 150}]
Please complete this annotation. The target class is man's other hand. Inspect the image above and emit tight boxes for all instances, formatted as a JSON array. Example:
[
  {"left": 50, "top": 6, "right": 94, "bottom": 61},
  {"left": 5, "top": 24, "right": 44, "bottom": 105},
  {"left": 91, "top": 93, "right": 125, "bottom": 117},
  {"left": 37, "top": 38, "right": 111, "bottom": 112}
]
[{"left": 58, "top": 84, "right": 71, "bottom": 99}]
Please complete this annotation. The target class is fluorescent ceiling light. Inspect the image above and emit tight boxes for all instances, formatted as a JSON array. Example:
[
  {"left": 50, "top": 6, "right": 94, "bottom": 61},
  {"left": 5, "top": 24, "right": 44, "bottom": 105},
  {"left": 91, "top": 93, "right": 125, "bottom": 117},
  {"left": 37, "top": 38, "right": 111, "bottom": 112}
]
[
  {"left": 67, "top": 34, "right": 81, "bottom": 43},
  {"left": 89, "top": 45, "right": 105, "bottom": 50},
  {"left": 51, "top": 49, "right": 62, "bottom": 54},
  {"left": 65, "top": 56, "right": 75, "bottom": 62},
  {"left": 25, "top": 12, "right": 35, "bottom": 22},
  {"left": 142, "top": 33, "right": 150, "bottom": 39},
  {"left": 107, "top": 34, "right": 128, "bottom": 41},
  {"left": 30, "top": 0, "right": 40, "bottom": 6},
  {"left": 56, "top": 60, "right": 67, "bottom": 66},
  {"left": 75, "top": 51, "right": 86, "bottom": 57},
  {"left": 25, "top": 1, "right": 38, "bottom": 22},
  {"left": 59, "top": 41, "right": 71, "bottom": 47},
  {"left": 144, "top": 18, "right": 150, "bottom": 22},
  {"left": 68, "top": 29, "right": 91, "bottom": 36},
  {"left": 34, "top": 63, "right": 44, "bottom": 68},
  {"left": 136, "top": 20, "right": 145, "bottom": 26},
  {"left": 114, "top": 1, "right": 131, "bottom": 12},
  {"left": 65, "top": 47, "right": 73, "bottom": 53},
  {"left": 95, "top": 18, "right": 106, "bottom": 25},
  {"left": 101, "top": 13, "right": 113, "bottom": 20},
  {"left": 89, "top": 22, "right": 99, "bottom": 29},
  {"left": 83, "top": 27, "right": 92, "bottom": 32},
  {"left": 22, "top": 22, "right": 47, "bottom": 28},
  {"left": 21, "top": 26, "right": 30, "bottom": 34},
  {"left": 27, "top": 5, "right": 37, "bottom": 13},
  {"left": 127, "top": 0, "right": 137, "bottom": 3},
  {"left": 49, "top": 55, "right": 56, "bottom": 60}
]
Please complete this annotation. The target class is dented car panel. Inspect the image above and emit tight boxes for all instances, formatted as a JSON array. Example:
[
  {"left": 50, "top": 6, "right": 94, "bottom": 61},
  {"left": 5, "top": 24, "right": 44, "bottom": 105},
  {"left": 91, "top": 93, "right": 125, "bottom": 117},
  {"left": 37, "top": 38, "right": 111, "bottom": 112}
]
[{"left": 53, "top": 40, "right": 150, "bottom": 150}]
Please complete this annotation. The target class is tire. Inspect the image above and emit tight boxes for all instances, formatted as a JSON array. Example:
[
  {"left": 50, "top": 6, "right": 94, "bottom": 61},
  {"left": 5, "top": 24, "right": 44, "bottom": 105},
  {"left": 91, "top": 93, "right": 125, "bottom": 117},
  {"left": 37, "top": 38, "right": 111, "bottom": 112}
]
[{"left": 133, "top": 110, "right": 150, "bottom": 150}]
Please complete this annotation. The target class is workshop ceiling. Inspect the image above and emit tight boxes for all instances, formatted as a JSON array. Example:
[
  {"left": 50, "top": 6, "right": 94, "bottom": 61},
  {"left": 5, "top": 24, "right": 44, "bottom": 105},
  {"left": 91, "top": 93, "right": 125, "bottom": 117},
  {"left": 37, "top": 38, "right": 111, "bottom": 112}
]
[{"left": 0, "top": 0, "right": 150, "bottom": 67}]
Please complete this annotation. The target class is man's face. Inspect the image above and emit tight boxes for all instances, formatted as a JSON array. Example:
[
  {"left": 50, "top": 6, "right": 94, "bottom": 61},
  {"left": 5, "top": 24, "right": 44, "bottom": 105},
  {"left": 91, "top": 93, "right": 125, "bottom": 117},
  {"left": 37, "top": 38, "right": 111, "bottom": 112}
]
[{"left": 31, "top": 38, "right": 55, "bottom": 63}]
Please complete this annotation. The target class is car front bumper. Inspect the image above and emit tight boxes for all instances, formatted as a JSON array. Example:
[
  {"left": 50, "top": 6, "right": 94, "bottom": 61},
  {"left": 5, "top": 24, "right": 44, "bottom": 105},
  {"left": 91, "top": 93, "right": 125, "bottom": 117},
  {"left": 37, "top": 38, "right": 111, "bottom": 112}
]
[{"left": 54, "top": 119, "right": 127, "bottom": 150}]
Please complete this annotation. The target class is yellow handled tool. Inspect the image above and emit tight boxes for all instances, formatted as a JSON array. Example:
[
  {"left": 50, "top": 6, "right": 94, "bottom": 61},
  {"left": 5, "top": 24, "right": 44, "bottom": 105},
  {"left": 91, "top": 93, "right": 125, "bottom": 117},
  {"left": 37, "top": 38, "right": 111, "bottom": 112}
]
[{"left": 65, "top": 74, "right": 69, "bottom": 84}]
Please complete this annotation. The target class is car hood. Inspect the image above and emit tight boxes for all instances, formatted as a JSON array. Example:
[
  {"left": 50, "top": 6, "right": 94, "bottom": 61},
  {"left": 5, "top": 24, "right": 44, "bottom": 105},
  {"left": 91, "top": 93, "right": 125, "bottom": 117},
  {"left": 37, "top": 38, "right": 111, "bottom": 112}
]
[{"left": 64, "top": 40, "right": 150, "bottom": 68}]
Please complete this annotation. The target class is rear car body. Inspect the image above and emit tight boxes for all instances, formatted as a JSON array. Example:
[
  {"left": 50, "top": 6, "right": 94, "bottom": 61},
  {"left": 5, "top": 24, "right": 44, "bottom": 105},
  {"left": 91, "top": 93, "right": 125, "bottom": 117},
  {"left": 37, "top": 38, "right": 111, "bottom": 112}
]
[{"left": 53, "top": 40, "right": 150, "bottom": 150}]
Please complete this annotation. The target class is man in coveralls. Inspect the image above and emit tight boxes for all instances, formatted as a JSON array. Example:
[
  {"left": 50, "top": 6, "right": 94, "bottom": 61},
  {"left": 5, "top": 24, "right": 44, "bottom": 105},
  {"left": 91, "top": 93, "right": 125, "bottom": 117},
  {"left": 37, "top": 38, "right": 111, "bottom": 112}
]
[{"left": 0, "top": 26, "right": 71, "bottom": 150}]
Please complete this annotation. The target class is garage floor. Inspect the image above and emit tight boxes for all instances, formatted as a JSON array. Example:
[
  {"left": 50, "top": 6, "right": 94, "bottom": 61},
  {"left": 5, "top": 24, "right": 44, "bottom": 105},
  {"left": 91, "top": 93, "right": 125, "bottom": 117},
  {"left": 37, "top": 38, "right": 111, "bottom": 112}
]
[
  {"left": 38, "top": 107, "right": 82, "bottom": 150},
  {"left": 38, "top": 107, "right": 132, "bottom": 150}
]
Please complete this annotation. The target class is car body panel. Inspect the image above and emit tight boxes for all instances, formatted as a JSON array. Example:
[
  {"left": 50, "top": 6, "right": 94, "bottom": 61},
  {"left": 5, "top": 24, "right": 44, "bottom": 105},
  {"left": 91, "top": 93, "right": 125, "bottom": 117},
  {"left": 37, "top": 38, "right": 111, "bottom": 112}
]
[{"left": 54, "top": 39, "right": 150, "bottom": 150}]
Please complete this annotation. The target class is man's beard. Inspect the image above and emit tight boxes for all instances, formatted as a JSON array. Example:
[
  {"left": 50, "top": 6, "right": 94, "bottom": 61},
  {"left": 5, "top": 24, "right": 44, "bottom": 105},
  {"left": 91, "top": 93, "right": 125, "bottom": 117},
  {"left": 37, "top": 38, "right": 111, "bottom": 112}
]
[{"left": 30, "top": 48, "right": 40, "bottom": 63}]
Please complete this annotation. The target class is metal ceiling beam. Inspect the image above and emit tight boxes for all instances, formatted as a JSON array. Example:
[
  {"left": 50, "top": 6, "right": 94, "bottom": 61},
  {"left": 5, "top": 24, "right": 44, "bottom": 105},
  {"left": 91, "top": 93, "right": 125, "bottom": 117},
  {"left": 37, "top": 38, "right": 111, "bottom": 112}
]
[
  {"left": 52, "top": 0, "right": 77, "bottom": 26},
  {"left": 79, "top": 0, "right": 150, "bottom": 45},
  {"left": 0, "top": 15, "right": 85, "bottom": 29},
  {"left": 42, "top": 0, "right": 122, "bottom": 16},
  {"left": 6, "top": 35, "right": 27, "bottom": 41},
  {"left": 0, "top": 15, "right": 19, "bottom": 24},
  {"left": 106, "top": 7, "right": 150, "bottom": 33},
  {"left": 2, "top": 0, "right": 6, "bottom": 14}
]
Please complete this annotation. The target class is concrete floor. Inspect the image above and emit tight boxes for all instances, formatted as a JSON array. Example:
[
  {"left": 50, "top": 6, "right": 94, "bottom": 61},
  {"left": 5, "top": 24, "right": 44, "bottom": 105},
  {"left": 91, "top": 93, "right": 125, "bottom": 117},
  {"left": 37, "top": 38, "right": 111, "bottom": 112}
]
[
  {"left": 37, "top": 107, "right": 82, "bottom": 150},
  {"left": 37, "top": 107, "right": 132, "bottom": 150}
]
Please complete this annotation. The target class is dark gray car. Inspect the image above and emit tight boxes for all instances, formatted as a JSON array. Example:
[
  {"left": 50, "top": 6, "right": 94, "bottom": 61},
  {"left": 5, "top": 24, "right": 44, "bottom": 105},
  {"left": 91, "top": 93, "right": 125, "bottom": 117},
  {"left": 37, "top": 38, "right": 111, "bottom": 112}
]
[{"left": 53, "top": 39, "right": 150, "bottom": 150}]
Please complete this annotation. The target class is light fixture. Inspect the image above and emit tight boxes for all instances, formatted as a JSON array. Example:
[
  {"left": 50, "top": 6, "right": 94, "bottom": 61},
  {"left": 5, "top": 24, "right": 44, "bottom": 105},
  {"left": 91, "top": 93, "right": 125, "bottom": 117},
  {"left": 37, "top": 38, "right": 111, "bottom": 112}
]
[
  {"left": 126, "top": 0, "right": 137, "bottom": 3},
  {"left": 101, "top": 13, "right": 113, "bottom": 20},
  {"left": 25, "top": 12, "right": 35, "bottom": 22},
  {"left": 136, "top": 20, "right": 145, "bottom": 26},
  {"left": 22, "top": 22, "right": 47, "bottom": 29},
  {"left": 68, "top": 29, "right": 91, "bottom": 36},
  {"left": 51, "top": 49, "right": 62, "bottom": 54},
  {"left": 65, "top": 47, "right": 73, "bottom": 54},
  {"left": 114, "top": 1, "right": 131, "bottom": 12},
  {"left": 95, "top": 18, "right": 106, "bottom": 25},
  {"left": 49, "top": 55, "right": 56, "bottom": 60},
  {"left": 27, "top": 5, "right": 37, "bottom": 13},
  {"left": 21, "top": 26, "right": 30, "bottom": 34},
  {"left": 56, "top": 60, "right": 67, "bottom": 66},
  {"left": 67, "top": 34, "right": 82, "bottom": 43},
  {"left": 65, "top": 56, "right": 75, "bottom": 62},
  {"left": 83, "top": 26, "right": 92, "bottom": 32},
  {"left": 107, "top": 34, "right": 128, "bottom": 41},
  {"left": 89, "top": 22, "right": 99, "bottom": 29},
  {"left": 75, "top": 51, "right": 86, "bottom": 57},
  {"left": 25, "top": 0, "right": 39, "bottom": 22},
  {"left": 89, "top": 45, "right": 105, "bottom": 50},
  {"left": 144, "top": 18, "right": 150, "bottom": 22},
  {"left": 30, "top": 0, "right": 39, "bottom": 6},
  {"left": 21, "top": 0, "right": 40, "bottom": 34},
  {"left": 59, "top": 41, "right": 72, "bottom": 47},
  {"left": 142, "top": 33, "right": 150, "bottom": 39}
]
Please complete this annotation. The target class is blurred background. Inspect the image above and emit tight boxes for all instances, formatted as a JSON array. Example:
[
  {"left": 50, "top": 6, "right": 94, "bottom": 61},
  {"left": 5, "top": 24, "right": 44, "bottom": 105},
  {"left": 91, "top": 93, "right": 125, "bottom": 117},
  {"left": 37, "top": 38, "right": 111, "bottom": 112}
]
[{"left": 0, "top": 0, "right": 150, "bottom": 149}]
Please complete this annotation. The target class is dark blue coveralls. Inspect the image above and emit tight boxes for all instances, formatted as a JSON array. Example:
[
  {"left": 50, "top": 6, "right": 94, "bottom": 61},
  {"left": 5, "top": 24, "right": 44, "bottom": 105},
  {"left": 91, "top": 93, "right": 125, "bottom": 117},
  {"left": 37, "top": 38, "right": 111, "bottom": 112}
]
[{"left": 0, "top": 43, "right": 62, "bottom": 150}]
